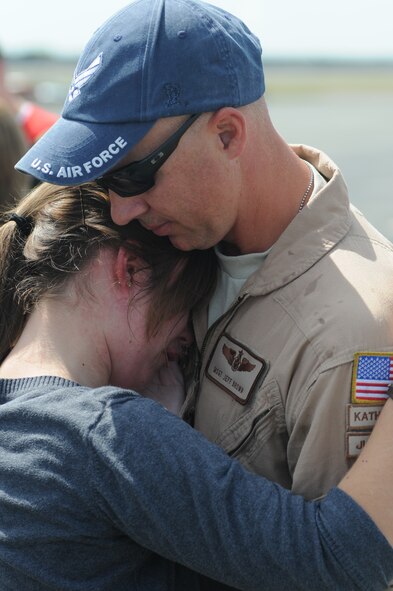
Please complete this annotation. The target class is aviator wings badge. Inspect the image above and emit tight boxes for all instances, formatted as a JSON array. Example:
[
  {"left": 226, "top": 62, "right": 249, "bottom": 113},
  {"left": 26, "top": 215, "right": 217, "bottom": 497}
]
[{"left": 222, "top": 344, "right": 256, "bottom": 372}]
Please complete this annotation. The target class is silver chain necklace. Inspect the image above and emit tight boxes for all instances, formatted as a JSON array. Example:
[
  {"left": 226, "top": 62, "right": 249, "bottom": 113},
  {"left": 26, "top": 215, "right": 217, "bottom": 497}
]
[{"left": 298, "top": 162, "right": 314, "bottom": 213}]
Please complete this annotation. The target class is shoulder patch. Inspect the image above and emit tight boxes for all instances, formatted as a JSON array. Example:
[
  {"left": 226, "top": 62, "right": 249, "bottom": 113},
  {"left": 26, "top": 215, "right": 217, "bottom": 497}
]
[{"left": 351, "top": 352, "right": 393, "bottom": 404}]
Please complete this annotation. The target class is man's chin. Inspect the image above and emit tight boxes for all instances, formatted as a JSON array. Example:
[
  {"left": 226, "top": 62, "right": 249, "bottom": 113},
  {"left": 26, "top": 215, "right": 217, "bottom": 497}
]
[{"left": 168, "top": 235, "right": 196, "bottom": 252}]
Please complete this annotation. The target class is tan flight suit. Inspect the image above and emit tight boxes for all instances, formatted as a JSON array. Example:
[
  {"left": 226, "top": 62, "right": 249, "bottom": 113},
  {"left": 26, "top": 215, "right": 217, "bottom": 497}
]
[{"left": 184, "top": 145, "right": 393, "bottom": 501}]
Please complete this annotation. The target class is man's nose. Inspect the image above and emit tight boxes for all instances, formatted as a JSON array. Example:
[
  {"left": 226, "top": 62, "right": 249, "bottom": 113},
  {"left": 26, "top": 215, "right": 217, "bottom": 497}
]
[{"left": 109, "top": 190, "right": 149, "bottom": 225}]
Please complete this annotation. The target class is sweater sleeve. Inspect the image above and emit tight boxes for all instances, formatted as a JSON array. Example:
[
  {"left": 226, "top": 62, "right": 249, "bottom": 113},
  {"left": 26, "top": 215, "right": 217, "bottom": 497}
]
[{"left": 88, "top": 393, "right": 393, "bottom": 591}]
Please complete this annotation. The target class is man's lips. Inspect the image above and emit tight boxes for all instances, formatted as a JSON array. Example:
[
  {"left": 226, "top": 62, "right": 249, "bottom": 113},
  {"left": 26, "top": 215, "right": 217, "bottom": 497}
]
[{"left": 141, "top": 221, "right": 170, "bottom": 236}]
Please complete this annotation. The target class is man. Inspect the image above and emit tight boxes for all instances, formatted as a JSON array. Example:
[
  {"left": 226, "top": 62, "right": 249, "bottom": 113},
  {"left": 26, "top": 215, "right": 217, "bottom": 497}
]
[{"left": 16, "top": 0, "right": 393, "bottom": 500}]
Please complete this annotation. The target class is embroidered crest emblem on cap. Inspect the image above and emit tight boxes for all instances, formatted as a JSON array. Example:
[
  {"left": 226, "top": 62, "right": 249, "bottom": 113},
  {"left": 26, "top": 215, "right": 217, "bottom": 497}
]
[{"left": 68, "top": 53, "right": 103, "bottom": 102}]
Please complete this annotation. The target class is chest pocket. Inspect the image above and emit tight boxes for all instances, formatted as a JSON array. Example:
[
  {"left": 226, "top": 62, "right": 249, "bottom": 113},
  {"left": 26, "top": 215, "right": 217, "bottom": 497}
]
[
  {"left": 225, "top": 406, "right": 277, "bottom": 458},
  {"left": 215, "top": 380, "right": 291, "bottom": 486}
]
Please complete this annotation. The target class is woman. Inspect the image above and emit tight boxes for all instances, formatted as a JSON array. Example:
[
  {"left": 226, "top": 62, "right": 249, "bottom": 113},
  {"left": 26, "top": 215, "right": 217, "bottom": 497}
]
[{"left": 0, "top": 182, "right": 391, "bottom": 591}]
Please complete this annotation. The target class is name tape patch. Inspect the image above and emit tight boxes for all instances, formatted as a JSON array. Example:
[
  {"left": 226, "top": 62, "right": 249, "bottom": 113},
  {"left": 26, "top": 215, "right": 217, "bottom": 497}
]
[
  {"left": 206, "top": 334, "right": 268, "bottom": 405},
  {"left": 347, "top": 404, "right": 382, "bottom": 430},
  {"left": 346, "top": 401, "right": 387, "bottom": 458},
  {"left": 346, "top": 432, "right": 370, "bottom": 458}
]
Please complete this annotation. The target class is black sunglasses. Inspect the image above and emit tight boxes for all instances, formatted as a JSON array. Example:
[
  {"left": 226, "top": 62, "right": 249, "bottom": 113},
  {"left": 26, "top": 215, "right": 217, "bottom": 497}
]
[{"left": 97, "top": 113, "right": 200, "bottom": 198}]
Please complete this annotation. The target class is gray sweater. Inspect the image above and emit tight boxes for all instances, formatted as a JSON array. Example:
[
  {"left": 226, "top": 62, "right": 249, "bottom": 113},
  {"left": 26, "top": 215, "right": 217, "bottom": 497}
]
[{"left": 0, "top": 376, "right": 391, "bottom": 590}]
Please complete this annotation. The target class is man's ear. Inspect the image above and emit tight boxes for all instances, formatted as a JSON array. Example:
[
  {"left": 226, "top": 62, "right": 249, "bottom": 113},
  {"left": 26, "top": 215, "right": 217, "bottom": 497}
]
[
  {"left": 114, "top": 246, "right": 145, "bottom": 289},
  {"left": 209, "top": 107, "right": 246, "bottom": 158}
]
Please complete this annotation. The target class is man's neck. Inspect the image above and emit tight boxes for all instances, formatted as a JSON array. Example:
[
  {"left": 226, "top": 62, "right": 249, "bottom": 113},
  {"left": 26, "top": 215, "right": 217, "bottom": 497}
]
[{"left": 227, "top": 154, "right": 314, "bottom": 254}]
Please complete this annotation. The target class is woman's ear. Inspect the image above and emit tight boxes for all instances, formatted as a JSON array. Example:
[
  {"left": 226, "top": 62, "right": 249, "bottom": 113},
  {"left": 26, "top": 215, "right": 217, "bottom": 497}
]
[{"left": 114, "top": 246, "right": 145, "bottom": 290}]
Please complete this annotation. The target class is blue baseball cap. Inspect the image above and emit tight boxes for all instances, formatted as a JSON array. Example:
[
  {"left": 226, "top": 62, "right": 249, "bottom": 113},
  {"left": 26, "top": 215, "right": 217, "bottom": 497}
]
[{"left": 16, "top": 0, "right": 264, "bottom": 185}]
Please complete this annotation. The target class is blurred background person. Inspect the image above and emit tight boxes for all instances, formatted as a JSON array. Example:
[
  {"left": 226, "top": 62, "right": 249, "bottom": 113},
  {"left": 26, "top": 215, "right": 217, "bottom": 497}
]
[
  {"left": 0, "top": 47, "right": 58, "bottom": 206},
  {"left": 0, "top": 98, "right": 30, "bottom": 207},
  {"left": 0, "top": 47, "right": 58, "bottom": 146}
]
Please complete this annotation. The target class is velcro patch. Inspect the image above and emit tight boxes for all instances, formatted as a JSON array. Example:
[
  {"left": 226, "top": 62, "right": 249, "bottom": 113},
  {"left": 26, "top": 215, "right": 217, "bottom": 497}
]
[
  {"left": 346, "top": 432, "right": 370, "bottom": 458},
  {"left": 206, "top": 334, "right": 268, "bottom": 405},
  {"left": 347, "top": 404, "right": 383, "bottom": 430},
  {"left": 351, "top": 352, "right": 393, "bottom": 404}
]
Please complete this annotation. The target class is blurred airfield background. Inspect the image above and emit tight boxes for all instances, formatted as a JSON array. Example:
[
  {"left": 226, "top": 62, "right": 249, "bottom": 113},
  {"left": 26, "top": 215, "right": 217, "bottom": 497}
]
[{"left": 4, "top": 54, "right": 393, "bottom": 242}]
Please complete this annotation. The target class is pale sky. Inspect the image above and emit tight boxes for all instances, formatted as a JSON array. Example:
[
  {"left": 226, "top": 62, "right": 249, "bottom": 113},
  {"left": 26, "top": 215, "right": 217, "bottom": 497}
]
[{"left": 1, "top": 0, "right": 393, "bottom": 59}]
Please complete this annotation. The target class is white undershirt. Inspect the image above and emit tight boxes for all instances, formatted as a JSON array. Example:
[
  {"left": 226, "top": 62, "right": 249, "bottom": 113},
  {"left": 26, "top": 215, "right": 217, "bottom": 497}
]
[{"left": 208, "top": 162, "right": 327, "bottom": 327}]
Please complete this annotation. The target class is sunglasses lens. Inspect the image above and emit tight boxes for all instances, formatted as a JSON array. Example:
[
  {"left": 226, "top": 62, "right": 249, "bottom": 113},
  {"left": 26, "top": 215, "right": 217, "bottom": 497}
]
[
  {"left": 98, "top": 175, "right": 154, "bottom": 197},
  {"left": 97, "top": 115, "right": 200, "bottom": 197}
]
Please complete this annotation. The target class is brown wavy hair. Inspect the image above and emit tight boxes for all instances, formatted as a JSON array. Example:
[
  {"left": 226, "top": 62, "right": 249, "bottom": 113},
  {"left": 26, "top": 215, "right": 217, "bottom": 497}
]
[{"left": 0, "top": 182, "right": 216, "bottom": 358}]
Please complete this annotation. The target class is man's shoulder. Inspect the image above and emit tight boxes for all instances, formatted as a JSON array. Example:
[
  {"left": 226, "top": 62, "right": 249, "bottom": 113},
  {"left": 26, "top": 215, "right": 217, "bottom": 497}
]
[{"left": 346, "top": 203, "right": 393, "bottom": 252}]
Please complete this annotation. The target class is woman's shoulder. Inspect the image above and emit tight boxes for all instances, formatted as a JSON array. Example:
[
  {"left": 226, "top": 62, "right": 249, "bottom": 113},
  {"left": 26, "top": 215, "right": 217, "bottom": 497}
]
[{"left": 0, "top": 375, "right": 145, "bottom": 436}]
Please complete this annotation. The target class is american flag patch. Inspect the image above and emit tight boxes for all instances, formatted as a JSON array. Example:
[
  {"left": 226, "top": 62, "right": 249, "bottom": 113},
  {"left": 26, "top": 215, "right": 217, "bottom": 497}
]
[{"left": 351, "top": 353, "right": 393, "bottom": 404}]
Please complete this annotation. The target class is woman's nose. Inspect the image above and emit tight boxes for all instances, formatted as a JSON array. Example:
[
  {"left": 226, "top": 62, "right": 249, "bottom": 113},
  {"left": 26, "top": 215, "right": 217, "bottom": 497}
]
[{"left": 178, "top": 322, "right": 193, "bottom": 347}]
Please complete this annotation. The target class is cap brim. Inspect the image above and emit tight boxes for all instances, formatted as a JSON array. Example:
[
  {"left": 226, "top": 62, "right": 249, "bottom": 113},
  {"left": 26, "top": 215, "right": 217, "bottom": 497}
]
[{"left": 15, "top": 116, "right": 156, "bottom": 185}]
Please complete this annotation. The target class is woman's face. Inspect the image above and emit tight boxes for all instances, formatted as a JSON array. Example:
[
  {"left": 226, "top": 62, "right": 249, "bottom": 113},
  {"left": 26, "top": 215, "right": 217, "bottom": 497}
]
[{"left": 106, "top": 265, "right": 193, "bottom": 392}]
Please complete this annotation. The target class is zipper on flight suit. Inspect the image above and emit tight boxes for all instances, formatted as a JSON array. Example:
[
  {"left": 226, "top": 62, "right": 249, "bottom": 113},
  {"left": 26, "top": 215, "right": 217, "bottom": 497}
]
[{"left": 183, "top": 293, "right": 249, "bottom": 424}]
